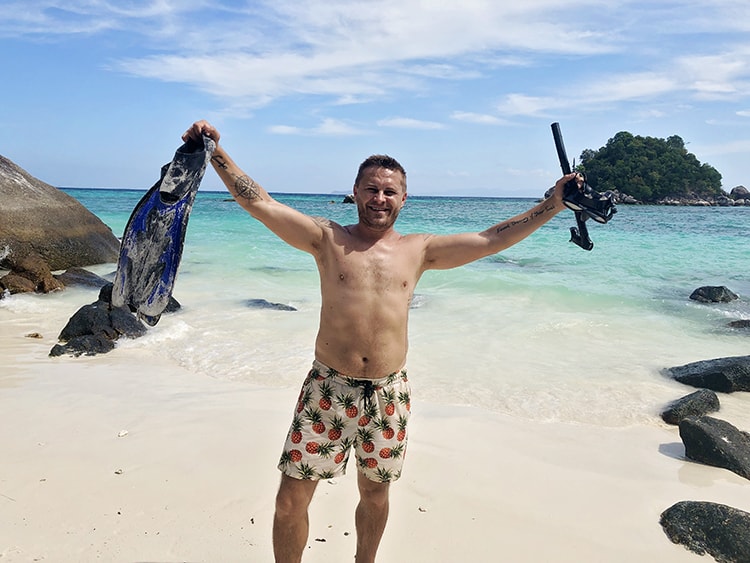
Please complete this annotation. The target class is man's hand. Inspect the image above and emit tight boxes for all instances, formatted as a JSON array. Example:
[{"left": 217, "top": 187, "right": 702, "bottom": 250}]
[
  {"left": 552, "top": 172, "right": 583, "bottom": 202},
  {"left": 183, "top": 120, "right": 220, "bottom": 144}
]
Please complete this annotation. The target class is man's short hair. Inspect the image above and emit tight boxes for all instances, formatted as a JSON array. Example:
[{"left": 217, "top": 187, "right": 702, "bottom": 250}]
[{"left": 354, "top": 155, "right": 407, "bottom": 191}]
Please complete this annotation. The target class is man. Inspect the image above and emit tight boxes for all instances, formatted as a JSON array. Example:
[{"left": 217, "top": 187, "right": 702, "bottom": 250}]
[{"left": 183, "top": 120, "right": 576, "bottom": 563}]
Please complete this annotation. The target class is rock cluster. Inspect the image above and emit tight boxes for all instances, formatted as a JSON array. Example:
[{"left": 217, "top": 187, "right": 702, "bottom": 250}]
[
  {"left": 656, "top": 185, "right": 750, "bottom": 206},
  {"left": 659, "top": 285, "right": 750, "bottom": 561}
]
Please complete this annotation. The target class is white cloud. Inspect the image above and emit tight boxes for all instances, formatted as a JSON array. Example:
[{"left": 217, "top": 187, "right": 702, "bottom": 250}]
[
  {"left": 496, "top": 94, "right": 560, "bottom": 118},
  {"left": 4, "top": 0, "right": 750, "bottom": 120},
  {"left": 268, "top": 125, "right": 302, "bottom": 135},
  {"left": 269, "top": 118, "right": 363, "bottom": 136},
  {"left": 377, "top": 118, "right": 446, "bottom": 130},
  {"left": 451, "top": 111, "right": 508, "bottom": 125}
]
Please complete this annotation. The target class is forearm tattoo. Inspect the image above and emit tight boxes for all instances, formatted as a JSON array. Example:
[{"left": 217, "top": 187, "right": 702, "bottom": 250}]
[
  {"left": 211, "top": 154, "right": 260, "bottom": 200},
  {"left": 233, "top": 174, "right": 260, "bottom": 200},
  {"left": 496, "top": 203, "right": 555, "bottom": 233}
]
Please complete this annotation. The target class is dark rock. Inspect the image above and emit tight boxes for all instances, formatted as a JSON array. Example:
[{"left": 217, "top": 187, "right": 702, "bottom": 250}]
[
  {"left": 98, "top": 283, "right": 114, "bottom": 303},
  {"left": 689, "top": 286, "right": 739, "bottom": 303},
  {"left": 0, "top": 154, "right": 120, "bottom": 271},
  {"left": 49, "top": 281, "right": 180, "bottom": 357},
  {"left": 727, "top": 319, "right": 750, "bottom": 329},
  {"left": 661, "top": 389, "right": 720, "bottom": 425},
  {"left": 58, "top": 300, "right": 147, "bottom": 342},
  {"left": 245, "top": 298, "right": 297, "bottom": 311},
  {"left": 660, "top": 501, "right": 750, "bottom": 562},
  {"left": 55, "top": 267, "right": 111, "bottom": 288},
  {"left": 679, "top": 416, "right": 750, "bottom": 480},
  {"left": 58, "top": 301, "right": 120, "bottom": 342},
  {"left": 342, "top": 194, "right": 355, "bottom": 204},
  {"left": 664, "top": 355, "right": 750, "bottom": 393},
  {"left": 49, "top": 334, "right": 116, "bottom": 357},
  {"left": 109, "top": 305, "right": 149, "bottom": 339}
]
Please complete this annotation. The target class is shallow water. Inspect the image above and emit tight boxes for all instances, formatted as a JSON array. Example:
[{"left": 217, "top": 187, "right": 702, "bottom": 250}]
[{"left": 3, "top": 188, "right": 749, "bottom": 426}]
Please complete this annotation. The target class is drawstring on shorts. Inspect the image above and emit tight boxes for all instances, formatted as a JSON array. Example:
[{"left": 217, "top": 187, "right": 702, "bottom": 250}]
[{"left": 357, "top": 380, "right": 376, "bottom": 411}]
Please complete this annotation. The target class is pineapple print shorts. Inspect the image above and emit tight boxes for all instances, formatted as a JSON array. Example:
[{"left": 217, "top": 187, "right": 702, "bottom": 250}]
[{"left": 278, "top": 360, "right": 411, "bottom": 483}]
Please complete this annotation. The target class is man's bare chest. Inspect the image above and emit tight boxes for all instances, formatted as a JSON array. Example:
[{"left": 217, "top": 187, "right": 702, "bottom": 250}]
[{"left": 321, "top": 242, "right": 419, "bottom": 293}]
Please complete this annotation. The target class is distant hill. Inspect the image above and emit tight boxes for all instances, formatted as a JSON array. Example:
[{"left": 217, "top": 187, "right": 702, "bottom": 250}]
[{"left": 577, "top": 132, "right": 724, "bottom": 204}]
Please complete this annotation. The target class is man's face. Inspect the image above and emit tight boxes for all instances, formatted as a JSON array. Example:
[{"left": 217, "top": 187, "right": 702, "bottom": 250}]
[{"left": 353, "top": 166, "right": 407, "bottom": 231}]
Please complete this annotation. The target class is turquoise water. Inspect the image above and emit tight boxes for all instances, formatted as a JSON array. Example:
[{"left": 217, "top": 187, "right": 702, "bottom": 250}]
[{"left": 4, "top": 188, "right": 749, "bottom": 426}]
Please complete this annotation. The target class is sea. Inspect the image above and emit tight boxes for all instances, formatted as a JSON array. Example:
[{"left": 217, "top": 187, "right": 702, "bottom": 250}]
[{"left": 3, "top": 188, "right": 750, "bottom": 428}]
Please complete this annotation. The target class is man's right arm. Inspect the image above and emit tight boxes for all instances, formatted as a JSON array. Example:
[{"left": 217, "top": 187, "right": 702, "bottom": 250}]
[{"left": 184, "top": 121, "right": 324, "bottom": 254}]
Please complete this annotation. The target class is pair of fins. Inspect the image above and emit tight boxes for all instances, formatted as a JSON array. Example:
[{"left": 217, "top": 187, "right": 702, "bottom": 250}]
[{"left": 111, "top": 135, "right": 215, "bottom": 326}]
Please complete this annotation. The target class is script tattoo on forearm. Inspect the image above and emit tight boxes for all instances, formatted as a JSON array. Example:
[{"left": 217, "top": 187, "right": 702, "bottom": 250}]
[
  {"left": 211, "top": 154, "right": 260, "bottom": 200},
  {"left": 496, "top": 203, "right": 555, "bottom": 233}
]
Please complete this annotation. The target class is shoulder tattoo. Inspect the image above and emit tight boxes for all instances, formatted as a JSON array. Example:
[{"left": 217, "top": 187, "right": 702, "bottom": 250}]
[{"left": 312, "top": 216, "right": 334, "bottom": 228}]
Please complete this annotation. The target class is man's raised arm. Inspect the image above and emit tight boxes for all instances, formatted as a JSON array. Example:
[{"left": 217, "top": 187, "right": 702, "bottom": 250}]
[
  {"left": 422, "top": 173, "right": 578, "bottom": 271},
  {"left": 183, "top": 120, "right": 324, "bottom": 254}
]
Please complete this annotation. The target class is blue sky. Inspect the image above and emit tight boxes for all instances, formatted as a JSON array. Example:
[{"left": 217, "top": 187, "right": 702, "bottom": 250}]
[{"left": 1, "top": 1, "right": 749, "bottom": 197}]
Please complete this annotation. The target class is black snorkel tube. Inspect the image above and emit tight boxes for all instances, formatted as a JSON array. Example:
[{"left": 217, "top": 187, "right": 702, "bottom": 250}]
[{"left": 551, "top": 122, "right": 617, "bottom": 250}]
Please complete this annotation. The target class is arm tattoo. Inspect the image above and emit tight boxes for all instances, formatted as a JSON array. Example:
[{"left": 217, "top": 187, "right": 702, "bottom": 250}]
[
  {"left": 211, "top": 154, "right": 260, "bottom": 200},
  {"left": 495, "top": 203, "right": 555, "bottom": 233},
  {"left": 234, "top": 174, "right": 260, "bottom": 200},
  {"left": 211, "top": 154, "right": 229, "bottom": 171},
  {"left": 312, "top": 216, "right": 334, "bottom": 228}
]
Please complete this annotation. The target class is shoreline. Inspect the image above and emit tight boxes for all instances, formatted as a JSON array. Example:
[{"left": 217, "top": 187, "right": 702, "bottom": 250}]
[{"left": 3, "top": 333, "right": 750, "bottom": 562}]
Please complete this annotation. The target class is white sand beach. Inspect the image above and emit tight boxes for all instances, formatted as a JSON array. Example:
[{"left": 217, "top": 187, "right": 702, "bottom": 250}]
[{"left": 3, "top": 310, "right": 750, "bottom": 563}]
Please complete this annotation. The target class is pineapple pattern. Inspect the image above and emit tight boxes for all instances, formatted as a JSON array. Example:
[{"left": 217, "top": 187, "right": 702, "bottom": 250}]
[{"left": 279, "top": 360, "right": 411, "bottom": 483}]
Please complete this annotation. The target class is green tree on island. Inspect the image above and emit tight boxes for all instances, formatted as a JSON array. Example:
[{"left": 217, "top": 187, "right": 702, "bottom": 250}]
[{"left": 577, "top": 131, "right": 723, "bottom": 203}]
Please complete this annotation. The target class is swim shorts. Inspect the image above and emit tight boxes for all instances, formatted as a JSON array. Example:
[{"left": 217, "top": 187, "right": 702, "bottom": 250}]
[{"left": 278, "top": 360, "right": 411, "bottom": 483}]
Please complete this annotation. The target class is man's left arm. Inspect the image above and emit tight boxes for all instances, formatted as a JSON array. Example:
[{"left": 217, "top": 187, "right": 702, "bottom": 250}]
[{"left": 422, "top": 173, "right": 575, "bottom": 271}]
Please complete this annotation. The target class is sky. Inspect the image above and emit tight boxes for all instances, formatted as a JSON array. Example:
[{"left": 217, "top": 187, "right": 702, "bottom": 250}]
[{"left": 1, "top": 1, "right": 749, "bottom": 197}]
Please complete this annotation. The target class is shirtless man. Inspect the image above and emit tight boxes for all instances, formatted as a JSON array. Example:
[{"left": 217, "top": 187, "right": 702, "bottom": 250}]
[{"left": 183, "top": 120, "right": 576, "bottom": 563}]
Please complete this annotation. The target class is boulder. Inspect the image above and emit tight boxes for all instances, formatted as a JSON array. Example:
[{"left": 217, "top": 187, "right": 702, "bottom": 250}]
[
  {"left": 660, "top": 500, "right": 750, "bottom": 562},
  {"left": 679, "top": 416, "right": 750, "bottom": 480},
  {"left": 0, "top": 249, "right": 64, "bottom": 294},
  {"left": 727, "top": 319, "right": 750, "bottom": 330},
  {"left": 57, "top": 301, "right": 146, "bottom": 343},
  {"left": 664, "top": 355, "right": 750, "bottom": 393},
  {"left": 689, "top": 285, "right": 739, "bottom": 303},
  {"left": 730, "top": 185, "right": 749, "bottom": 200},
  {"left": 0, "top": 272, "right": 37, "bottom": 294},
  {"left": 661, "top": 389, "right": 720, "bottom": 425},
  {"left": 0, "top": 154, "right": 120, "bottom": 272}
]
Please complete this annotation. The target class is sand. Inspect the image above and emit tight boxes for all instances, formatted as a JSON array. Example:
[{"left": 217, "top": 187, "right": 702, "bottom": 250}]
[{"left": 3, "top": 321, "right": 750, "bottom": 562}]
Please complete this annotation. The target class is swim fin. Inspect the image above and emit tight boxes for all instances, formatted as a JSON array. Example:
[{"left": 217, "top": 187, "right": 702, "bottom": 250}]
[{"left": 111, "top": 135, "right": 215, "bottom": 326}]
